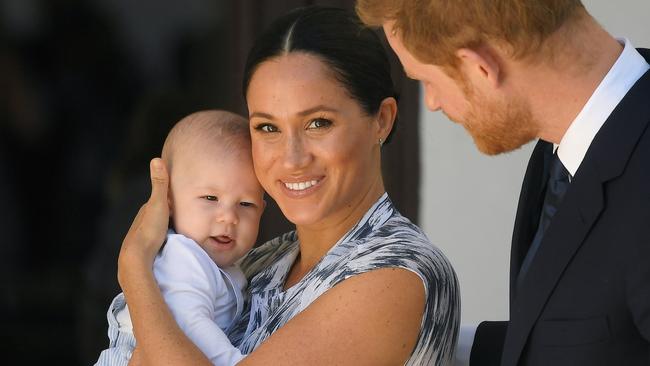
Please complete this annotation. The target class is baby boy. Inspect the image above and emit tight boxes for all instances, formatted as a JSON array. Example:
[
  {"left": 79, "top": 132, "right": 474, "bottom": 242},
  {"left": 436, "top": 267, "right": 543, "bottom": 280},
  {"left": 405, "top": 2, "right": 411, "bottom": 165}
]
[{"left": 95, "top": 110, "right": 265, "bottom": 366}]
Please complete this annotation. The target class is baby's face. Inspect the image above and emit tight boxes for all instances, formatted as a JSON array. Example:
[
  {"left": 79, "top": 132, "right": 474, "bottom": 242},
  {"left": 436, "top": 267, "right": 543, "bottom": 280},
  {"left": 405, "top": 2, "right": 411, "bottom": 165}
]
[{"left": 169, "top": 148, "right": 265, "bottom": 267}]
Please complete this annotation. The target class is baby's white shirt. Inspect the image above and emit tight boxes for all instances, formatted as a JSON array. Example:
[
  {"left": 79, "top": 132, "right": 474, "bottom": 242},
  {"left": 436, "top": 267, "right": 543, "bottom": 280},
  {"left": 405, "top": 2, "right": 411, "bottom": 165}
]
[{"left": 116, "top": 231, "right": 247, "bottom": 365}]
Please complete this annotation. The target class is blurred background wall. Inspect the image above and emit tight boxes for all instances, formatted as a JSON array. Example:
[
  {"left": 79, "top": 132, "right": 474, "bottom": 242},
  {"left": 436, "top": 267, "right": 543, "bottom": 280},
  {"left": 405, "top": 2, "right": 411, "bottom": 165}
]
[{"left": 419, "top": 0, "right": 650, "bottom": 326}]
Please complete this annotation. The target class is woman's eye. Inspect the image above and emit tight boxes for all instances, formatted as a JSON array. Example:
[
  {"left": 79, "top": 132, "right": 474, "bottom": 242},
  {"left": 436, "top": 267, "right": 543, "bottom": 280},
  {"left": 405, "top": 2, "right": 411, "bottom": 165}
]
[
  {"left": 307, "top": 118, "right": 332, "bottom": 129},
  {"left": 203, "top": 195, "right": 218, "bottom": 201},
  {"left": 254, "top": 123, "right": 279, "bottom": 133}
]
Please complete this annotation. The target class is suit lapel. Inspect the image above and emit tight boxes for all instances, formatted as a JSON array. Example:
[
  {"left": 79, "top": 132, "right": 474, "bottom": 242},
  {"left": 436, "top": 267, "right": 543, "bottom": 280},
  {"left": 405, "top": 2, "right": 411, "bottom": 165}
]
[
  {"left": 509, "top": 140, "right": 552, "bottom": 302},
  {"left": 502, "top": 162, "right": 604, "bottom": 366},
  {"left": 501, "top": 56, "right": 650, "bottom": 366}
]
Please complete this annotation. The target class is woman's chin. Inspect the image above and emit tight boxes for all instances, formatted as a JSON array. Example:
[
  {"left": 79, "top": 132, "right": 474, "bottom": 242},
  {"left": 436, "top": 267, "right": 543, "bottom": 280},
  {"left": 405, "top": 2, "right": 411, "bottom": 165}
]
[{"left": 277, "top": 205, "right": 323, "bottom": 227}]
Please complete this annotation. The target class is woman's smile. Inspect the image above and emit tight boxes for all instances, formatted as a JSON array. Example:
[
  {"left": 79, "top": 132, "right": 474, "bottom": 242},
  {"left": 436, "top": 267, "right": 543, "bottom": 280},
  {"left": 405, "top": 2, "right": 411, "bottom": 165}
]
[{"left": 280, "top": 176, "right": 324, "bottom": 196}]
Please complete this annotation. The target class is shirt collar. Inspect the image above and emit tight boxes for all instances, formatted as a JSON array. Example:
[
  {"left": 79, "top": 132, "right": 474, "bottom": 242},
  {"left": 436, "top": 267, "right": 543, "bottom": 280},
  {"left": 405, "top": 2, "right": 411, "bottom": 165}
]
[{"left": 556, "top": 38, "right": 650, "bottom": 177}]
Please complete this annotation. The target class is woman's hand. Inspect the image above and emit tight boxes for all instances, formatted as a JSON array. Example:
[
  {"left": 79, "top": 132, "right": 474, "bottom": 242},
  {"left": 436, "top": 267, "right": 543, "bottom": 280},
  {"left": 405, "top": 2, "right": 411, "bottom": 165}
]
[{"left": 118, "top": 158, "right": 170, "bottom": 289}]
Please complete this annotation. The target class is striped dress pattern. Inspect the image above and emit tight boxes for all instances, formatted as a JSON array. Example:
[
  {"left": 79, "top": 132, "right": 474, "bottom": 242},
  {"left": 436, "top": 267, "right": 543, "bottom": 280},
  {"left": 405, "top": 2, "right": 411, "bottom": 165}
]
[{"left": 228, "top": 193, "right": 460, "bottom": 365}]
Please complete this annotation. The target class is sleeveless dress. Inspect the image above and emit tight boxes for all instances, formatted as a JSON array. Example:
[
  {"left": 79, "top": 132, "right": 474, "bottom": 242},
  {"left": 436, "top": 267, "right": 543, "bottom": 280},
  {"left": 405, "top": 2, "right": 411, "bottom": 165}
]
[{"left": 228, "top": 193, "right": 460, "bottom": 365}]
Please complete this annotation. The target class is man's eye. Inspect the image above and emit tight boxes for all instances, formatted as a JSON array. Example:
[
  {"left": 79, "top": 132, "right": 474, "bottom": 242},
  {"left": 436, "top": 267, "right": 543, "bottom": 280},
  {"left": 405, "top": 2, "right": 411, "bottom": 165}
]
[
  {"left": 307, "top": 118, "right": 332, "bottom": 129},
  {"left": 204, "top": 195, "right": 218, "bottom": 201},
  {"left": 254, "top": 123, "right": 279, "bottom": 133}
]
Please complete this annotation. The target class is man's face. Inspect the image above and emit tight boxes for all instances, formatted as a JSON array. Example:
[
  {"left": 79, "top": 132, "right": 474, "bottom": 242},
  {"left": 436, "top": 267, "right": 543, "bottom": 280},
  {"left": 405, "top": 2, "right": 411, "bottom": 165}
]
[{"left": 383, "top": 22, "right": 538, "bottom": 155}]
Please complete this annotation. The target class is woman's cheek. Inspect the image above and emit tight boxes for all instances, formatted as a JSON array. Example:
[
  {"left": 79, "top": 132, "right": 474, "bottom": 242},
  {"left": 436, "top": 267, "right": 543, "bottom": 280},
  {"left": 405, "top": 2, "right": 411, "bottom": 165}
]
[{"left": 253, "top": 143, "right": 277, "bottom": 184}]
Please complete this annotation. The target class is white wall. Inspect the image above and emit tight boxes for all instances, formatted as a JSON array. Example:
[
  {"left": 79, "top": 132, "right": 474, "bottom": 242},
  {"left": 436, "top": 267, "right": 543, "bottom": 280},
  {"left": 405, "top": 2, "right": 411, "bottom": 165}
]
[{"left": 418, "top": 0, "right": 650, "bottom": 325}]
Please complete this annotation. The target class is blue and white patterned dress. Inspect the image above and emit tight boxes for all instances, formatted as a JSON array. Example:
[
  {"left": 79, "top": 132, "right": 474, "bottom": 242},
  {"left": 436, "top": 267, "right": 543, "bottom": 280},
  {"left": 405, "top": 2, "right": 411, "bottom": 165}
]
[{"left": 229, "top": 193, "right": 460, "bottom": 365}]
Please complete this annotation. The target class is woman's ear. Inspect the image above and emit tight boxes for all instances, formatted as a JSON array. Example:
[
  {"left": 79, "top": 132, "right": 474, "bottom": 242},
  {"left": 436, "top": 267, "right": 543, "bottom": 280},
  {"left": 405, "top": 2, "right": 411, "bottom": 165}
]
[
  {"left": 376, "top": 97, "right": 398, "bottom": 143},
  {"left": 455, "top": 46, "right": 502, "bottom": 88}
]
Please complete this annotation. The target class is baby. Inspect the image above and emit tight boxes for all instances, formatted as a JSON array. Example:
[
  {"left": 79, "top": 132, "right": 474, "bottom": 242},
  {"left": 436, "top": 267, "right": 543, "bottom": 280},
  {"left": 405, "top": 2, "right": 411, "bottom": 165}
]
[{"left": 95, "top": 110, "right": 265, "bottom": 366}]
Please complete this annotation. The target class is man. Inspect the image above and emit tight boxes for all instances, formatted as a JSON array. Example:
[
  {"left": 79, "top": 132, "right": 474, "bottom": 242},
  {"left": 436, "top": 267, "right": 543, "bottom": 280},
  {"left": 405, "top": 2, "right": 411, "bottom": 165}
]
[{"left": 357, "top": 1, "right": 650, "bottom": 365}]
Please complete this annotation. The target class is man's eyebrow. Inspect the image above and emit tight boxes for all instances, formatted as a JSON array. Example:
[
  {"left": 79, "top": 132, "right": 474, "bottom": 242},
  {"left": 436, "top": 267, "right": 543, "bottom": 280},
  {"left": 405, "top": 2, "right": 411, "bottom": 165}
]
[{"left": 250, "top": 105, "right": 340, "bottom": 120}]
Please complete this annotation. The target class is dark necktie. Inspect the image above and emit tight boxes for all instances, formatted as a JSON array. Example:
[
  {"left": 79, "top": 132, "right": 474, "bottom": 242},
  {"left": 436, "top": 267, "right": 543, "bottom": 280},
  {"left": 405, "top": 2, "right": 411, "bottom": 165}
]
[{"left": 516, "top": 151, "right": 571, "bottom": 292}]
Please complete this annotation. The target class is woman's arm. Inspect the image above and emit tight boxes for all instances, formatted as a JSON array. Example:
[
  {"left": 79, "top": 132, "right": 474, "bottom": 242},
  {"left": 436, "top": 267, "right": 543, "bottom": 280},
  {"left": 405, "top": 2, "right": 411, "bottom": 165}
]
[
  {"left": 121, "top": 159, "right": 426, "bottom": 366},
  {"left": 119, "top": 159, "right": 213, "bottom": 366},
  {"left": 240, "top": 267, "right": 425, "bottom": 366}
]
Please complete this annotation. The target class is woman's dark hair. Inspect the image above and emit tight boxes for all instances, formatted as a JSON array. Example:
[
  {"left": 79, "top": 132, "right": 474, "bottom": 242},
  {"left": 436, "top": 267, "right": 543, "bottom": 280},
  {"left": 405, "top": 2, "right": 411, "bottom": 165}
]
[{"left": 243, "top": 6, "right": 399, "bottom": 143}]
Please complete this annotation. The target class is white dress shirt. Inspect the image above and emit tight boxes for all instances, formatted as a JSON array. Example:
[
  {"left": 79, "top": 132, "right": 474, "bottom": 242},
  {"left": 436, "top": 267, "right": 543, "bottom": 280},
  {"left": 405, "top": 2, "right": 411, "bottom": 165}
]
[{"left": 557, "top": 38, "right": 650, "bottom": 174}]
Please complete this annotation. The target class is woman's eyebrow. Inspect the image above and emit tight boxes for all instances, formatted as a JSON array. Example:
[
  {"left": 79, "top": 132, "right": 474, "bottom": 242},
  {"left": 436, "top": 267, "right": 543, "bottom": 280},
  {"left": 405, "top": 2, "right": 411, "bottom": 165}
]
[
  {"left": 249, "top": 111, "right": 274, "bottom": 120},
  {"left": 297, "top": 105, "right": 339, "bottom": 116},
  {"left": 250, "top": 105, "right": 340, "bottom": 120}
]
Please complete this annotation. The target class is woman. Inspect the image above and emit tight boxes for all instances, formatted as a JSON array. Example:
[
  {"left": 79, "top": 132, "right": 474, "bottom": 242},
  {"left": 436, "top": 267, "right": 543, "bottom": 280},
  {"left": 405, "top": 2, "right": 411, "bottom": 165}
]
[{"left": 118, "top": 6, "right": 459, "bottom": 365}]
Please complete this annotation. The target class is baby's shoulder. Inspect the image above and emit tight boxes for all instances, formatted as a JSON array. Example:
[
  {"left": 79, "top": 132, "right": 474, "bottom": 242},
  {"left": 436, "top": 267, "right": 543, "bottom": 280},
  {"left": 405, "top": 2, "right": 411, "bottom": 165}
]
[
  {"left": 160, "top": 233, "right": 209, "bottom": 259},
  {"left": 155, "top": 233, "right": 220, "bottom": 277}
]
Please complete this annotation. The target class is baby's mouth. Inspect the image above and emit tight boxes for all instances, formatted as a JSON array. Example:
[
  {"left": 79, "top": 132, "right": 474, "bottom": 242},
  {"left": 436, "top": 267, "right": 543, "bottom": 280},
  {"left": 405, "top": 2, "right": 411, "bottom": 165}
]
[{"left": 213, "top": 235, "right": 233, "bottom": 244}]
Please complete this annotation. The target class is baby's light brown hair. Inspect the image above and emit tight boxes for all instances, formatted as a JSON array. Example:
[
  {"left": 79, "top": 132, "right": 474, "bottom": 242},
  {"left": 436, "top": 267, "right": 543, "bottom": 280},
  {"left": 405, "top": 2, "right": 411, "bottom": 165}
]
[{"left": 161, "top": 110, "right": 251, "bottom": 172}]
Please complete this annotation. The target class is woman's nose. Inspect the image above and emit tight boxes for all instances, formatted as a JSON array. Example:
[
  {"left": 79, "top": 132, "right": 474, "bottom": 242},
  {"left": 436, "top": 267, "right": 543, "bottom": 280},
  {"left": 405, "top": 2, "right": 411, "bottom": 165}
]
[{"left": 282, "top": 134, "right": 311, "bottom": 170}]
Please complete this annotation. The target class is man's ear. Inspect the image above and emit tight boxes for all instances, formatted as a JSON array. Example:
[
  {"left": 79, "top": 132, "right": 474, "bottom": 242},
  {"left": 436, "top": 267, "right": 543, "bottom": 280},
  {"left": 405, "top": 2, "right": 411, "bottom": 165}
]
[
  {"left": 455, "top": 46, "right": 502, "bottom": 88},
  {"left": 376, "top": 97, "right": 398, "bottom": 143}
]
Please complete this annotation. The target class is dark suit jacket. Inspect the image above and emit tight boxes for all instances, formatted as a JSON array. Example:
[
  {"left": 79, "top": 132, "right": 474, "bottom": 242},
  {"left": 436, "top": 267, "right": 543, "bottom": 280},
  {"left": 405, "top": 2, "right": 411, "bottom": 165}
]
[{"left": 471, "top": 49, "right": 650, "bottom": 366}]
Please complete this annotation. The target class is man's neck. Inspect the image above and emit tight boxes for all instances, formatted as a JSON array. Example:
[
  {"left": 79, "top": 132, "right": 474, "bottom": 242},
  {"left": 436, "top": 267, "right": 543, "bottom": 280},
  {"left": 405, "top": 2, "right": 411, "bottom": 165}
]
[{"left": 516, "top": 17, "right": 623, "bottom": 144}]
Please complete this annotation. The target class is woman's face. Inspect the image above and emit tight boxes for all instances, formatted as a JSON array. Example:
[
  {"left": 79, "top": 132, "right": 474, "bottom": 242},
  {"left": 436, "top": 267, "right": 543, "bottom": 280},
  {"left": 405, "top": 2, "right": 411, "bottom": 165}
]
[{"left": 246, "top": 53, "right": 385, "bottom": 228}]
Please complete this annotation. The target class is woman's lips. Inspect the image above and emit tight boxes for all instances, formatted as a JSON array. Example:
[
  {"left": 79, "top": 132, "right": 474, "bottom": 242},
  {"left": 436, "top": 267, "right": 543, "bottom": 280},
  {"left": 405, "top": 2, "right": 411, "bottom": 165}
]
[{"left": 280, "top": 177, "right": 324, "bottom": 197}]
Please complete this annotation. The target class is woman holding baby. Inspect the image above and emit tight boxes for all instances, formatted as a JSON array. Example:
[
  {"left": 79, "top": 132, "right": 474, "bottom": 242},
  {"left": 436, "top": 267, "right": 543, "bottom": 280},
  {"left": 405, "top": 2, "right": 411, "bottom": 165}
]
[{"left": 118, "top": 6, "right": 459, "bottom": 366}]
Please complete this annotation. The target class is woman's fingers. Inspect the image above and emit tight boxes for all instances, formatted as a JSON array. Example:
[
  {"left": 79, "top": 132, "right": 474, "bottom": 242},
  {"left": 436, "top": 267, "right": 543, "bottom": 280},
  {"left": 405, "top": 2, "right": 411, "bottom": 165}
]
[
  {"left": 118, "top": 158, "right": 171, "bottom": 283},
  {"left": 142, "top": 158, "right": 170, "bottom": 245},
  {"left": 148, "top": 158, "right": 169, "bottom": 213}
]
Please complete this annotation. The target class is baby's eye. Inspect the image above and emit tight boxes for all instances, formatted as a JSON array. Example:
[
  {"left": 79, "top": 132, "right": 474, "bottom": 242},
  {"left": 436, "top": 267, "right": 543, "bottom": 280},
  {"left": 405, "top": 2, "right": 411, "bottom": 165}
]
[
  {"left": 203, "top": 195, "right": 218, "bottom": 201},
  {"left": 254, "top": 123, "right": 279, "bottom": 133},
  {"left": 307, "top": 118, "right": 332, "bottom": 129},
  {"left": 240, "top": 201, "right": 255, "bottom": 208}
]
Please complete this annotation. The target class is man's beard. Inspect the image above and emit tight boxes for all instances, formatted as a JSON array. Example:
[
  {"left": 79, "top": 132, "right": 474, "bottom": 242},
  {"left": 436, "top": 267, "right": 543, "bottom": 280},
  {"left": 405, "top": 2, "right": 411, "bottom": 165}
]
[{"left": 458, "top": 87, "right": 539, "bottom": 156}]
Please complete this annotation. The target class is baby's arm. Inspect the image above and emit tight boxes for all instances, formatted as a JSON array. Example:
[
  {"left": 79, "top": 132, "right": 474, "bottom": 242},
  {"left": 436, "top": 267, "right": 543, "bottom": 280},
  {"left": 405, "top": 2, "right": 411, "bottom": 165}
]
[{"left": 154, "top": 235, "right": 245, "bottom": 366}]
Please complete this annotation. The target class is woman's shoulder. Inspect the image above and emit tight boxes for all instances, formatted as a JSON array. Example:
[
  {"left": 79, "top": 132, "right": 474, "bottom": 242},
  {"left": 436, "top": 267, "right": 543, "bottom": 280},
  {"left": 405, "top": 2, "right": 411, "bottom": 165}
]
[
  {"left": 357, "top": 211, "right": 437, "bottom": 256},
  {"left": 344, "top": 212, "right": 457, "bottom": 288},
  {"left": 342, "top": 212, "right": 460, "bottom": 366}
]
